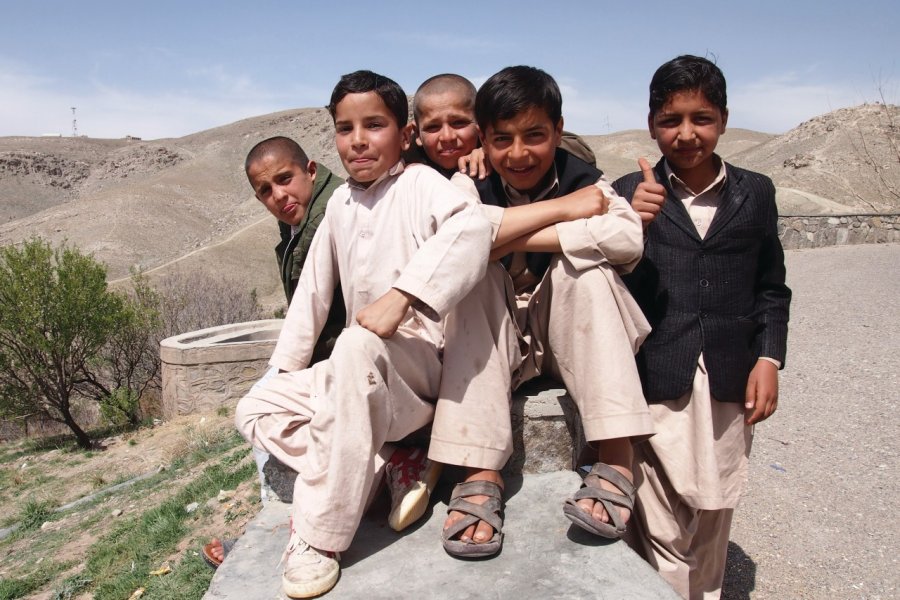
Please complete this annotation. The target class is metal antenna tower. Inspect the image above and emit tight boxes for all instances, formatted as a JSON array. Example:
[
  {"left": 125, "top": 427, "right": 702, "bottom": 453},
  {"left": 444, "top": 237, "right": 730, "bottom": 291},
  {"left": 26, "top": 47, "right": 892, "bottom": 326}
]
[{"left": 71, "top": 107, "right": 78, "bottom": 137}]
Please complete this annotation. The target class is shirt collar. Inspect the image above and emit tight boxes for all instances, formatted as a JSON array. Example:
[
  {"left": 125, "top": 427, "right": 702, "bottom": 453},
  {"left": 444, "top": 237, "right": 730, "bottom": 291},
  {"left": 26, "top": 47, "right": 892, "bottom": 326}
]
[
  {"left": 502, "top": 163, "right": 560, "bottom": 204},
  {"left": 664, "top": 155, "right": 727, "bottom": 197}
]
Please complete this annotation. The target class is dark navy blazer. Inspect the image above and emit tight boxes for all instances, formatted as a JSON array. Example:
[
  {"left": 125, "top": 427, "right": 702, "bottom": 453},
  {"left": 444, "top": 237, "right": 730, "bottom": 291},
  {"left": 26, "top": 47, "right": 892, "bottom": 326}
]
[{"left": 613, "top": 159, "right": 791, "bottom": 403}]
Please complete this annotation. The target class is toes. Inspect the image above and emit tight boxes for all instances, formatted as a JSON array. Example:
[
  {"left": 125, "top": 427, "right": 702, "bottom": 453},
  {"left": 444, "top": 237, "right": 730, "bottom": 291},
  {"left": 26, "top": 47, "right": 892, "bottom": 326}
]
[
  {"left": 460, "top": 524, "right": 476, "bottom": 543},
  {"left": 472, "top": 519, "right": 494, "bottom": 543},
  {"left": 443, "top": 510, "right": 463, "bottom": 532},
  {"left": 591, "top": 500, "right": 610, "bottom": 524}
]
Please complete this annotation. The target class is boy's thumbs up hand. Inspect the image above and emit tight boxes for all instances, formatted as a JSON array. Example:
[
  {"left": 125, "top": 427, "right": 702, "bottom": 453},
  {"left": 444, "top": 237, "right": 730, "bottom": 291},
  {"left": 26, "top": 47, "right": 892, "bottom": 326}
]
[{"left": 632, "top": 157, "right": 666, "bottom": 229}]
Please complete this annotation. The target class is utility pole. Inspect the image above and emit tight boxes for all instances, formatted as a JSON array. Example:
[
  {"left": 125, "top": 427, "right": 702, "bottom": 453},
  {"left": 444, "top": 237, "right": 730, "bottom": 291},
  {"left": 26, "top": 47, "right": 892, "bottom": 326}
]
[{"left": 71, "top": 107, "right": 78, "bottom": 137}]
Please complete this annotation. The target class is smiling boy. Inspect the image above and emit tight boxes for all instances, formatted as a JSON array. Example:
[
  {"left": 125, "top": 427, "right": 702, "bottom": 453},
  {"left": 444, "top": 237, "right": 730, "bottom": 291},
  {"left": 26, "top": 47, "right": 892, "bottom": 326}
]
[
  {"left": 235, "top": 70, "right": 491, "bottom": 598},
  {"left": 430, "top": 66, "right": 655, "bottom": 556},
  {"left": 613, "top": 55, "right": 790, "bottom": 598}
]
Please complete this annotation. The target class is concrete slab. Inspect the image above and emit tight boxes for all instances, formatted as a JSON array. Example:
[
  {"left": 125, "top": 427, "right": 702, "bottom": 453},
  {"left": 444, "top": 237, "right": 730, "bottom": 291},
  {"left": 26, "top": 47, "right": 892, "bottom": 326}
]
[{"left": 204, "top": 471, "right": 678, "bottom": 600}]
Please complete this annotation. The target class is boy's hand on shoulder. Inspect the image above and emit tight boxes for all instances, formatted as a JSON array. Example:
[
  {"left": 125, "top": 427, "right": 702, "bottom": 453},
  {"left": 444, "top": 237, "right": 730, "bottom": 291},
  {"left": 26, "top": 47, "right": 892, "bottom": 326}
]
[
  {"left": 632, "top": 157, "right": 666, "bottom": 230},
  {"left": 745, "top": 359, "right": 779, "bottom": 425},
  {"left": 563, "top": 185, "right": 609, "bottom": 221},
  {"left": 356, "top": 288, "right": 415, "bottom": 338},
  {"left": 458, "top": 148, "right": 492, "bottom": 180}
]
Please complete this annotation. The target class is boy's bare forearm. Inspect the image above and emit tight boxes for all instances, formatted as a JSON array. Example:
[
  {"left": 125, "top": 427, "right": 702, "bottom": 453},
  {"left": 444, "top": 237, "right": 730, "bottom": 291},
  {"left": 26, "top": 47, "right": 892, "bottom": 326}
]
[
  {"left": 491, "top": 226, "right": 561, "bottom": 261},
  {"left": 492, "top": 185, "right": 609, "bottom": 249}
]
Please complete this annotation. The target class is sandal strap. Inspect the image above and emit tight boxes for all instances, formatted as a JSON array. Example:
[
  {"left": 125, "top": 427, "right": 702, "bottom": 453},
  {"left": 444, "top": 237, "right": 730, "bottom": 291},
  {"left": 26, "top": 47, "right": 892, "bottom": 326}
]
[
  {"left": 585, "top": 462, "right": 635, "bottom": 500},
  {"left": 444, "top": 481, "right": 504, "bottom": 539},
  {"left": 450, "top": 480, "right": 502, "bottom": 501}
]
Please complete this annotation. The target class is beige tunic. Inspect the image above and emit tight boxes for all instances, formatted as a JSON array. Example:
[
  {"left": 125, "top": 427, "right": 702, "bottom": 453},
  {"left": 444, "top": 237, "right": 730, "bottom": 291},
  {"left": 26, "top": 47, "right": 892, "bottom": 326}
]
[{"left": 236, "top": 161, "right": 492, "bottom": 552}]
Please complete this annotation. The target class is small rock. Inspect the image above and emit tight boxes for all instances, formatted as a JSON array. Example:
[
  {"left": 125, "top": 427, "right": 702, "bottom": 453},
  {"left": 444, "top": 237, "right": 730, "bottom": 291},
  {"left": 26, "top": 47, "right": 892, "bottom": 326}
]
[
  {"left": 217, "top": 489, "right": 235, "bottom": 502},
  {"left": 185, "top": 502, "right": 199, "bottom": 514},
  {"left": 111, "top": 509, "right": 123, "bottom": 517},
  {"left": 40, "top": 521, "right": 53, "bottom": 530}
]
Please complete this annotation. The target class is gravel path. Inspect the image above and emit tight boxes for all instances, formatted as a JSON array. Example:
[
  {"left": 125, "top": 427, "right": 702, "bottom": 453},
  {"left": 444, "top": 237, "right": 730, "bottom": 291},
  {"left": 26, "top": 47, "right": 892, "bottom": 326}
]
[{"left": 723, "top": 243, "right": 899, "bottom": 599}]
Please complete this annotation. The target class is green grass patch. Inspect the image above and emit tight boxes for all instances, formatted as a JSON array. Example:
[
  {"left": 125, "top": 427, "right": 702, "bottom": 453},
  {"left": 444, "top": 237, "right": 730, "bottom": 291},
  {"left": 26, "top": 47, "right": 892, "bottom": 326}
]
[
  {"left": 84, "top": 451, "right": 254, "bottom": 599},
  {"left": 18, "top": 498, "right": 56, "bottom": 531},
  {"left": 0, "top": 560, "right": 70, "bottom": 600},
  {"left": 50, "top": 575, "right": 93, "bottom": 600}
]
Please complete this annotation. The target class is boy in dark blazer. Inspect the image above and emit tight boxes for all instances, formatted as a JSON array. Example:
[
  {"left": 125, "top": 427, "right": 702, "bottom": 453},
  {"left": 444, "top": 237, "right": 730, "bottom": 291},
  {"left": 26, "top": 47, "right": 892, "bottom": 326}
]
[{"left": 612, "top": 55, "right": 791, "bottom": 598}]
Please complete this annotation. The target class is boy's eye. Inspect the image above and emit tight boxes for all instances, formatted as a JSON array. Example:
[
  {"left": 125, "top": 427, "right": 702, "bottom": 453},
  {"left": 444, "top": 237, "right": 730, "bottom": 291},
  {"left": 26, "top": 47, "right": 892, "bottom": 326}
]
[
  {"left": 257, "top": 185, "right": 271, "bottom": 198},
  {"left": 422, "top": 124, "right": 440, "bottom": 134},
  {"left": 451, "top": 119, "right": 473, "bottom": 129},
  {"left": 335, "top": 124, "right": 352, "bottom": 134}
]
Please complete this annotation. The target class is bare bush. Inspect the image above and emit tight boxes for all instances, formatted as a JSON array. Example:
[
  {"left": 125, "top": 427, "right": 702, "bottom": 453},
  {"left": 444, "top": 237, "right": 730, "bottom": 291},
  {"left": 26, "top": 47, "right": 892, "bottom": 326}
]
[{"left": 154, "top": 269, "right": 263, "bottom": 340}]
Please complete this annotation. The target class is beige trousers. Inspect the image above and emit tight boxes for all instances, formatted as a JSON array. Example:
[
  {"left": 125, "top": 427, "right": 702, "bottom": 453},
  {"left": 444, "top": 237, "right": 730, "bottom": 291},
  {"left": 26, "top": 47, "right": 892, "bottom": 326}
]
[
  {"left": 429, "top": 257, "right": 654, "bottom": 470},
  {"left": 235, "top": 325, "right": 441, "bottom": 552},
  {"left": 627, "top": 358, "right": 751, "bottom": 599}
]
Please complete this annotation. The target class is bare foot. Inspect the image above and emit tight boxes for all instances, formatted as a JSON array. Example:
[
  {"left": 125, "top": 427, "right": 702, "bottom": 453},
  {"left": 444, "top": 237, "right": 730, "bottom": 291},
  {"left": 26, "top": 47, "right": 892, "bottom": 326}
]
[
  {"left": 208, "top": 538, "right": 225, "bottom": 563},
  {"left": 443, "top": 468, "right": 503, "bottom": 544}
]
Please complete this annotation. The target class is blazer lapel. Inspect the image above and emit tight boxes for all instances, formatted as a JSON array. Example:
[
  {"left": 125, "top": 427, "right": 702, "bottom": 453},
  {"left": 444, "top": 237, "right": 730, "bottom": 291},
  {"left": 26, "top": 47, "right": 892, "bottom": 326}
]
[
  {"left": 654, "top": 160, "right": 702, "bottom": 242},
  {"left": 704, "top": 164, "right": 748, "bottom": 240}
]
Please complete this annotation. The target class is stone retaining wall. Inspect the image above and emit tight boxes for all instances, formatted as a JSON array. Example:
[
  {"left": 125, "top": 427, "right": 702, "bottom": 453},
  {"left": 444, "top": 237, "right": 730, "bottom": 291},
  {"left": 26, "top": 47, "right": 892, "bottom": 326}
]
[{"left": 778, "top": 213, "right": 900, "bottom": 249}]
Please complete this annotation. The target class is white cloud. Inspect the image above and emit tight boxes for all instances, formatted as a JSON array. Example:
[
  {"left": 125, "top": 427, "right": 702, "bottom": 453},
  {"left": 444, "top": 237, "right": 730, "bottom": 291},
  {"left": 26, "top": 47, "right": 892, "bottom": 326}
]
[
  {"left": 557, "top": 82, "right": 647, "bottom": 134},
  {"left": 0, "top": 61, "right": 330, "bottom": 140},
  {"left": 728, "top": 73, "right": 887, "bottom": 133}
]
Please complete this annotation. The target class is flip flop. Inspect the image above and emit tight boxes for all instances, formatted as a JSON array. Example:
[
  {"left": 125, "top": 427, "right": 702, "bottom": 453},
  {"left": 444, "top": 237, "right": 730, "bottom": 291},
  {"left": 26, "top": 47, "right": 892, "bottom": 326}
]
[
  {"left": 202, "top": 538, "right": 236, "bottom": 569},
  {"left": 441, "top": 480, "right": 504, "bottom": 558},
  {"left": 563, "top": 462, "right": 635, "bottom": 539}
]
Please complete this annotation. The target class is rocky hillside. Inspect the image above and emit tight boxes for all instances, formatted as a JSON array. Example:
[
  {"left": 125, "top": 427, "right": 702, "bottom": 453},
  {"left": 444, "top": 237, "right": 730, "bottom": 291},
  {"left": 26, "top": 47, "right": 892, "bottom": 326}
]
[
  {"left": 731, "top": 103, "right": 900, "bottom": 212},
  {"left": 0, "top": 103, "right": 896, "bottom": 310}
]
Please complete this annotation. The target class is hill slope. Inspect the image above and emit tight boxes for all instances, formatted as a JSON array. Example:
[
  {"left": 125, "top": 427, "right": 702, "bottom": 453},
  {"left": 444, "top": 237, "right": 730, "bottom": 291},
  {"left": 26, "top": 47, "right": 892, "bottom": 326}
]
[{"left": 1, "top": 103, "right": 896, "bottom": 309}]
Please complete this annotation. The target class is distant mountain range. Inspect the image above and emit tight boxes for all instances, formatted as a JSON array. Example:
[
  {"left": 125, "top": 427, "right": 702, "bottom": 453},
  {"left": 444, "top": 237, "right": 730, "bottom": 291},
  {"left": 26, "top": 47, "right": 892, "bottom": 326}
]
[{"left": 1, "top": 103, "right": 897, "bottom": 310}]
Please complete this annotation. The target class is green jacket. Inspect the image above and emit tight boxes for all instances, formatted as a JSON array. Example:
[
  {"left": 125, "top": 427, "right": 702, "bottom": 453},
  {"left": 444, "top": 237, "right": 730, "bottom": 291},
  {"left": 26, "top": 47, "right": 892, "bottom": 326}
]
[{"left": 274, "top": 163, "right": 346, "bottom": 363}]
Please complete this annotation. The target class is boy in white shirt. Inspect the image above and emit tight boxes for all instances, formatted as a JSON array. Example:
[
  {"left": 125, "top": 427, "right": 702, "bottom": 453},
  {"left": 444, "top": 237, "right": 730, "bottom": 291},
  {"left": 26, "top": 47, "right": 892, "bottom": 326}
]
[{"left": 235, "top": 70, "right": 491, "bottom": 598}]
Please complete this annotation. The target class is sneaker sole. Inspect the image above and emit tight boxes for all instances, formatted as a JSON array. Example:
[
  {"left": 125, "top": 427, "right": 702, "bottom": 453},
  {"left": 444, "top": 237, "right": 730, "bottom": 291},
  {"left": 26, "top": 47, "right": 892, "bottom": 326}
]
[
  {"left": 388, "top": 462, "right": 443, "bottom": 532},
  {"left": 282, "top": 566, "right": 339, "bottom": 599}
]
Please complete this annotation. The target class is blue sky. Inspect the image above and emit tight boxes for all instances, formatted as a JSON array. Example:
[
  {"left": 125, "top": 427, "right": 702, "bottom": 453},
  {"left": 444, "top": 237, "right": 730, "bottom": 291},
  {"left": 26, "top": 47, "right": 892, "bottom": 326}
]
[{"left": 1, "top": 0, "right": 898, "bottom": 139}]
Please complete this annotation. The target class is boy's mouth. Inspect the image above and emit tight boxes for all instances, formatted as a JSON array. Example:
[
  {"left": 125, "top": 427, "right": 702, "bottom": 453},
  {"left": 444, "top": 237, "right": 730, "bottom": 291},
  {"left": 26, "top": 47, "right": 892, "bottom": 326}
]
[{"left": 506, "top": 165, "right": 537, "bottom": 176}]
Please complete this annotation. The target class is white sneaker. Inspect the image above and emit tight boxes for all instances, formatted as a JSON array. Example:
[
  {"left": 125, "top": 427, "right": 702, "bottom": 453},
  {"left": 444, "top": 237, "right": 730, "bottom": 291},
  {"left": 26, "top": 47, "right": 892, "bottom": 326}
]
[{"left": 281, "top": 528, "right": 340, "bottom": 598}]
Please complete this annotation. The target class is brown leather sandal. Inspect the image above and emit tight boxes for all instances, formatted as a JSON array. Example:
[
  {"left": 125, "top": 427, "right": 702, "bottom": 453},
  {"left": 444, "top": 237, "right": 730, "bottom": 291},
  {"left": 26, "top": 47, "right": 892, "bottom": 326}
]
[
  {"left": 441, "top": 480, "right": 504, "bottom": 558},
  {"left": 563, "top": 462, "right": 635, "bottom": 539}
]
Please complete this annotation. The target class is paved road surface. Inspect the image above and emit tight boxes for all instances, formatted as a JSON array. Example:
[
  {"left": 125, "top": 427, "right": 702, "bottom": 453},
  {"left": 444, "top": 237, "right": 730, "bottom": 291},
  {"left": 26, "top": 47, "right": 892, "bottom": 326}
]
[{"left": 724, "top": 243, "right": 899, "bottom": 599}]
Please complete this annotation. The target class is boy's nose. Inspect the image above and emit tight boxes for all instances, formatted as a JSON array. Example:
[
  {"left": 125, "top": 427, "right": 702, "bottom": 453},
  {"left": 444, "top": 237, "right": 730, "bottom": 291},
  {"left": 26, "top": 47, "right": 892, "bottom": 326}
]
[
  {"left": 438, "top": 124, "right": 454, "bottom": 141},
  {"left": 509, "top": 137, "right": 528, "bottom": 159},
  {"left": 677, "top": 121, "right": 695, "bottom": 140},
  {"left": 350, "top": 126, "right": 367, "bottom": 147}
]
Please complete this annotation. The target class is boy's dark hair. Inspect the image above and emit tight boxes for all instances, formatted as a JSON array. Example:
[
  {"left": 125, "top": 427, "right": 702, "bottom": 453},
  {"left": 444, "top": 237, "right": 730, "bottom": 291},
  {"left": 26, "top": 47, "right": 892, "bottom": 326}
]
[
  {"left": 413, "top": 74, "right": 476, "bottom": 123},
  {"left": 245, "top": 136, "right": 309, "bottom": 176},
  {"left": 327, "top": 70, "right": 408, "bottom": 127},
  {"left": 475, "top": 66, "right": 562, "bottom": 131},
  {"left": 649, "top": 55, "right": 727, "bottom": 116}
]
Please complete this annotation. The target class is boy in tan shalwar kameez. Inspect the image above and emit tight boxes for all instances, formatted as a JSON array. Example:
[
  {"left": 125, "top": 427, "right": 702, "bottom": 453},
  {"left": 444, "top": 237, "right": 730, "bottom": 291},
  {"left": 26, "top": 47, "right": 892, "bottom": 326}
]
[{"left": 234, "top": 70, "right": 492, "bottom": 599}]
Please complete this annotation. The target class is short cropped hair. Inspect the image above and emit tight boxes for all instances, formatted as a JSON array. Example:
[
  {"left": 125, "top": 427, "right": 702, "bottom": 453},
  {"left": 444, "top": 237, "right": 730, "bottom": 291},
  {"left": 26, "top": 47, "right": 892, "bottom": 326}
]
[
  {"left": 649, "top": 55, "right": 727, "bottom": 116},
  {"left": 475, "top": 66, "right": 562, "bottom": 131},
  {"left": 413, "top": 74, "right": 476, "bottom": 123},
  {"left": 244, "top": 136, "right": 309, "bottom": 175},
  {"left": 327, "top": 70, "right": 408, "bottom": 127}
]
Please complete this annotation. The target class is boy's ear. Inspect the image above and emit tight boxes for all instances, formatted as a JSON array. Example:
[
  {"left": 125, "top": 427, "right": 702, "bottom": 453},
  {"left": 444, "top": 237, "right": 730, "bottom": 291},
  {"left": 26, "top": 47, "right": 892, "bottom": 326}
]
[
  {"left": 400, "top": 123, "right": 415, "bottom": 151},
  {"left": 554, "top": 117, "right": 564, "bottom": 146},
  {"left": 413, "top": 129, "right": 423, "bottom": 148},
  {"left": 306, "top": 160, "right": 318, "bottom": 180},
  {"left": 647, "top": 112, "right": 657, "bottom": 140},
  {"left": 720, "top": 108, "right": 729, "bottom": 133}
]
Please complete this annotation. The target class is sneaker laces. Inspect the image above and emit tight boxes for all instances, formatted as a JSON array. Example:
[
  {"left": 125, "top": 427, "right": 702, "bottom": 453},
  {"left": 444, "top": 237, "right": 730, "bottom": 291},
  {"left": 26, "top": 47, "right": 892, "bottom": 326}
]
[{"left": 280, "top": 518, "right": 339, "bottom": 567}]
